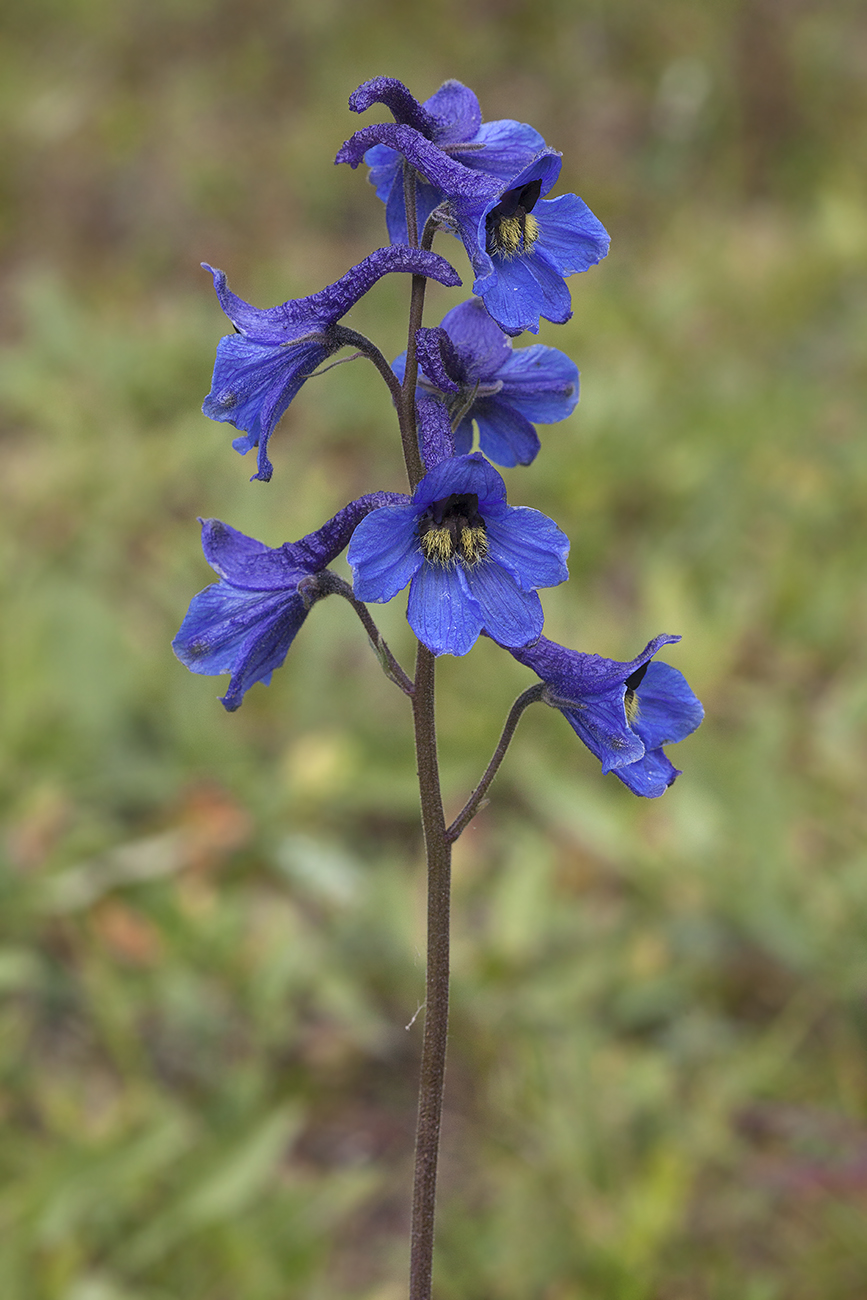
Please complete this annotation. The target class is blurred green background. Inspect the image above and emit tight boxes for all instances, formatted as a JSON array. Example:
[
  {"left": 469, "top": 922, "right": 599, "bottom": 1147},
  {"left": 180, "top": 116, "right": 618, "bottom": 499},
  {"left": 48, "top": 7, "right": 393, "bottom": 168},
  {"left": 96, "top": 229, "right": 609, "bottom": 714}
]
[{"left": 2, "top": 1, "right": 867, "bottom": 1296}]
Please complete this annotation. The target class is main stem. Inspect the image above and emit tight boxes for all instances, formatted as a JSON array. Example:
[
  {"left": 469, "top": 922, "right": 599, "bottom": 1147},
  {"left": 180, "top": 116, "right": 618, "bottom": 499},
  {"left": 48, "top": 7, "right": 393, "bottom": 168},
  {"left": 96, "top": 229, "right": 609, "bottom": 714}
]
[{"left": 409, "top": 643, "right": 452, "bottom": 1300}]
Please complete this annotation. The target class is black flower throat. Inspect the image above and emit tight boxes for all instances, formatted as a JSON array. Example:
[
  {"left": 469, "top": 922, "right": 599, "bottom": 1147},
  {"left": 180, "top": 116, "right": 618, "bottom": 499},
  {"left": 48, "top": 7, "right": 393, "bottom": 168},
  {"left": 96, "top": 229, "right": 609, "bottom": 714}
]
[{"left": 418, "top": 493, "right": 488, "bottom": 566}]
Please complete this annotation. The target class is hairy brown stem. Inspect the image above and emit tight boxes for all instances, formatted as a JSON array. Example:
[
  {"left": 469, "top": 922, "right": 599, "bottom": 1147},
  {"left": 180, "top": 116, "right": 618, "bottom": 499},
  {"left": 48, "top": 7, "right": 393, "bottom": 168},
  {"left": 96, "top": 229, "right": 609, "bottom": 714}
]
[{"left": 409, "top": 644, "right": 451, "bottom": 1300}]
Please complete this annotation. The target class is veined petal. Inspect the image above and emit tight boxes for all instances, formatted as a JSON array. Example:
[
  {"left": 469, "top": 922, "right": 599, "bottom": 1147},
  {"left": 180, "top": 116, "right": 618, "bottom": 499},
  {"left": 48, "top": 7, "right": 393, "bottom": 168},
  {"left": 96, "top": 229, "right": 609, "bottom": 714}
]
[
  {"left": 631, "top": 661, "right": 704, "bottom": 750},
  {"left": 476, "top": 247, "right": 574, "bottom": 336},
  {"left": 472, "top": 397, "right": 540, "bottom": 467},
  {"left": 348, "top": 505, "right": 423, "bottom": 602},
  {"left": 425, "top": 79, "right": 483, "bottom": 143},
  {"left": 364, "top": 143, "right": 402, "bottom": 204},
  {"left": 532, "top": 192, "right": 611, "bottom": 276},
  {"left": 483, "top": 506, "right": 570, "bottom": 589},
  {"left": 453, "top": 414, "right": 475, "bottom": 455},
  {"left": 173, "top": 585, "right": 300, "bottom": 676},
  {"left": 216, "top": 605, "right": 308, "bottom": 711},
  {"left": 173, "top": 584, "right": 308, "bottom": 712},
  {"left": 412, "top": 451, "right": 507, "bottom": 509},
  {"left": 495, "top": 345, "right": 580, "bottom": 422},
  {"left": 384, "top": 170, "right": 411, "bottom": 246},
  {"left": 202, "top": 335, "right": 328, "bottom": 482},
  {"left": 614, "top": 748, "right": 681, "bottom": 798},
  {"left": 407, "top": 562, "right": 483, "bottom": 656},
  {"left": 438, "top": 297, "right": 512, "bottom": 379},
  {"left": 561, "top": 698, "right": 647, "bottom": 773},
  {"left": 461, "top": 119, "right": 547, "bottom": 178},
  {"left": 462, "top": 562, "right": 544, "bottom": 648}
]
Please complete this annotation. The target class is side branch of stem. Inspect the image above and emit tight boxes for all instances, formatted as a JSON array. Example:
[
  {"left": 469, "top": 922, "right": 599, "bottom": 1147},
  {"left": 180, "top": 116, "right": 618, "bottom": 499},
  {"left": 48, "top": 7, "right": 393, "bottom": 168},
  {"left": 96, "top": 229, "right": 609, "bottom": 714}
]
[
  {"left": 446, "top": 684, "right": 544, "bottom": 842},
  {"left": 319, "top": 571, "right": 415, "bottom": 696}
]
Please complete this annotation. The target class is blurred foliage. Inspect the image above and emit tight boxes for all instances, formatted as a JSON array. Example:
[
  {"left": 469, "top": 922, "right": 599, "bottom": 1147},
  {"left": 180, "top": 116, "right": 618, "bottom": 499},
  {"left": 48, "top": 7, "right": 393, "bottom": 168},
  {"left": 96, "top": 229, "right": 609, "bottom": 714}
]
[{"left": 2, "top": 0, "right": 867, "bottom": 1296}]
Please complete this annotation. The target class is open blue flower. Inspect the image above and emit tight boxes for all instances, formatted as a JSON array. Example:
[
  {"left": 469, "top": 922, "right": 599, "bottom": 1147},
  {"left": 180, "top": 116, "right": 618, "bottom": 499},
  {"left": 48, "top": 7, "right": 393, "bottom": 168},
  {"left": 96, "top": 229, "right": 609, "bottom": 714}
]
[
  {"left": 348, "top": 453, "right": 569, "bottom": 656},
  {"left": 348, "top": 76, "right": 546, "bottom": 246},
  {"left": 394, "top": 298, "right": 579, "bottom": 467},
  {"left": 202, "top": 246, "right": 461, "bottom": 482},
  {"left": 173, "top": 494, "right": 407, "bottom": 710},
  {"left": 511, "top": 635, "right": 704, "bottom": 797},
  {"left": 337, "top": 126, "right": 609, "bottom": 336}
]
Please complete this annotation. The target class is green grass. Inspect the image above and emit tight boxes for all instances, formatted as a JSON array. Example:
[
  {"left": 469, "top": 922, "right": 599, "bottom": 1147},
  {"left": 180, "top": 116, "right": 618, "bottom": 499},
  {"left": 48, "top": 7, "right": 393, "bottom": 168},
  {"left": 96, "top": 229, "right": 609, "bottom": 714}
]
[{"left": 2, "top": 1, "right": 867, "bottom": 1296}]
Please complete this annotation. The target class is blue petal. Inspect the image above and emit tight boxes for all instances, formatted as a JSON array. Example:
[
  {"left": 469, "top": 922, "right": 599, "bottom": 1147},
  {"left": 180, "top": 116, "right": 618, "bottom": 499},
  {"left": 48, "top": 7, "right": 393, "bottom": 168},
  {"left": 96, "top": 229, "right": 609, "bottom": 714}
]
[
  {"left": 414, "top": 179, "right": 449, "bottom": 241},
  {"left": 459, "top": 119, "right": 547, "bottom": 179},
  {"left": 561, "top": 698, "right": 646, "bottom": 774},
  {"left": 363, "top": 143, "right": 401, "bottom": 204},
  {"left": 533, "top": 193, "right": 610, "bottom": 276},
  {"left": 462, "top": 562, "right": 544, "bottom": 648},
  {"left": 453, "top": 414, "right": 475, "bottom": 455},
  {"left": 202, "top": 335, "right": 328, "bottom": 481},
  {"left": 407, "top": 562, "right": 482, "bottom": 656},
  {"left": 348, "top": 505, "right": 423, "bottom": 602},
  {"left": 173, "top": 584, "right": 307, "bottom": 711},
  {"left": 424, "top": 80, "right": 482, "bottom": 144},
  {"left": 472, "top": 397, "right": 541, "bottom": 467},
  {"left": 613, "top": 748, "right": 681, "bottom": 799},
  {"left": 632, "top": 662, "right": 704, "bottom": 750},
  {"left": 495, "top": 345, "right": 580, "bottom": 423},
  {"left": 475, "top": 247, "right": 574, "bottom": 336},
  {"left": 384, "top": 169, "right": 410, "bottom": 245},
  {"left": 438, "top": 297, "right": 512, "bottom": 380},
  {"left": 483, "top": 506, "right": 570, "bottom": 589},
  {"left": 413, "top": 452, "right": 507, "bottom": 510}
]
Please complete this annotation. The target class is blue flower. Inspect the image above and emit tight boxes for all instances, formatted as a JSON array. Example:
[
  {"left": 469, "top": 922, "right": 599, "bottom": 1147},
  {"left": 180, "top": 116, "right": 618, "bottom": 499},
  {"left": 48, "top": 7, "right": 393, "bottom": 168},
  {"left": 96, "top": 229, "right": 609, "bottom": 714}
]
[
  {"left": 337, "top": 126, "right": 609, "bottom": 336},
  {"left": 173, "top": 494, "right": 407, "bottom": 710},
  {"left": 348, "top": 453, "right": 569, "bottom": 656},
  {"left": 202, "top": 246, "right": 461, "bottom": 482},
  {"left": 348, "top": 77, "right": 546, "bottom": 246},
  {"left": 395, "top": 298, "right": 579, "bottom": 467},
  {"left": 511, "top": 635, "right": 704, "bottom": 797}
]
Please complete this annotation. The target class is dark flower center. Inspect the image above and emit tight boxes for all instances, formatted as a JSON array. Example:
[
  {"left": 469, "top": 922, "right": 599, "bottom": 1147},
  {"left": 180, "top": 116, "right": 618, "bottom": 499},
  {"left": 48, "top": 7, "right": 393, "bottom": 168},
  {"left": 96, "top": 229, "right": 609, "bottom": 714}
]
[
  {"left": 418, "top": 492, "right": 488, "bottom": 566},
  {"left": 485, "top": 178, "right": 543, "bottom": 259},
  {"left": 623, "top": 661, "right": 649, "bottom": 724}
]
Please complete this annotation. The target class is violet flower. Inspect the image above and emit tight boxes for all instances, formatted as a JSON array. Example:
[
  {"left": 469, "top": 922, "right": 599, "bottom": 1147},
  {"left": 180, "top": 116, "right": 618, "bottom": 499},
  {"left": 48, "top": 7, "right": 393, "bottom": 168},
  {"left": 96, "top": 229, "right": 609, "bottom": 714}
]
[
  {"left": 348, "top": 76, "right": 546, "bottom": 246},
  {"left": 395, "top": 297, "right": 579, "bottom": 467},
  {"left": 202, "top": 246, "right": 460, "bottom": 482},
  {"left": 511, "top": 635, "right": 704, "bottom": 796},
  {"left": 337, "top": 125, "right": 609, "bottom": 336},
  {"left": 173, "top": 494, "right": 406, "bottom": 709},
  {"left": 348, "top": 453, "right": 569, "bottom": 657}
]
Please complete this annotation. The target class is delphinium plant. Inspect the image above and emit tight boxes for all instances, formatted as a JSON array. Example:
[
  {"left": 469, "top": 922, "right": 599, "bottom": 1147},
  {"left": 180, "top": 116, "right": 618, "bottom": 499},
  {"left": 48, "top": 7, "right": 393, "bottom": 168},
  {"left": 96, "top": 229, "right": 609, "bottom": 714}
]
[{"left": 173, "top": 76, "right": 704, "bottom": 1300}]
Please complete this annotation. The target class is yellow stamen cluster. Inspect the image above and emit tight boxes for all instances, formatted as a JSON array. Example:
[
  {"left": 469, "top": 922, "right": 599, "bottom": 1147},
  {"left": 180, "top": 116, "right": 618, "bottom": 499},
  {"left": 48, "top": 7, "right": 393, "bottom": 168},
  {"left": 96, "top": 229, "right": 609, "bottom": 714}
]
[
  {"left": 420, "top": 524, "right": 488, "bottom": 567},
  {"left": 490, "top": 212, "right": 539, "bottom": 259},
  {"left": 624, "top": 690, "right": 641, "bottom": 724}
]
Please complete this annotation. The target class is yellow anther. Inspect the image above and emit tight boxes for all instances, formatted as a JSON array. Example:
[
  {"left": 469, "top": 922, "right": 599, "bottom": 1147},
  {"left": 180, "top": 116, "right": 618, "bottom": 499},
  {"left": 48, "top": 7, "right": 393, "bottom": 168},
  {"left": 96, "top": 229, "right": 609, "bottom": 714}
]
[
  {"left": 420, "top": 529, "right": 457, "bottom": 566},
  {"left": 624, "top": 690, "right": 641, "bottom": 724},
  {"left": 459, "top": 526, "right": 488, "bottom": 566},
  {"left": 491, "top": 212, "right": 539, "bottom": 259}
]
